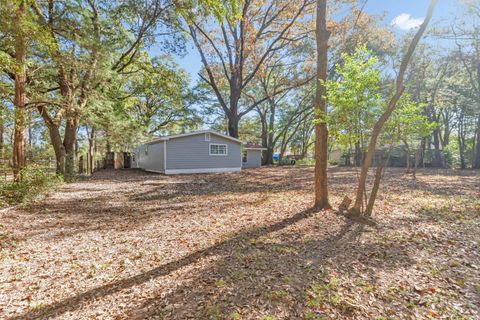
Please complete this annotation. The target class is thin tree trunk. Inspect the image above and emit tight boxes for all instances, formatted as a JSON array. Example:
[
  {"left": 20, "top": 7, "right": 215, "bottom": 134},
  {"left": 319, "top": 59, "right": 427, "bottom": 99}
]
[
  {"left": 402, "top": 139, "right": 411, "bottom": 173},
  {"left": 259, "top": 111, "right": 268, "bottom": 165},
  {"left": 354, "top": 141, "right": 362, "bottom": 167},
  {"left": 413, "top": 139, "right": 425, "bottom": 179},
  {"left": 457, "top": 107, "right": 466, "bottom": 170},
  {"left": 0, "top": 106, "right": 4, "bottom": 159},
  {"left": 27, "top": 110, "right": 33, "bottom": 159},
  {"left": 88, "top": 126, "right": 96, "bottom": 175},
  {"left": 12, "top": 0, "right": 27, "bottom": 182},
  {"left": 474, "top": 113, "right": 480, "bottom": 169},
  {"left": 365, "top": 165, "right": 383, "bottom": 216},
  {"left": 350, "top": 0, "right": 437, "bottom": 214},
  {"left": 458, "top": 134, "right": 466, "bottom": 170},
  {"left": 314, "top": 0, "right": 331, "bottom": 209},
  {"left": 267, "top": 102, "right": 276, "bottom": 165}
]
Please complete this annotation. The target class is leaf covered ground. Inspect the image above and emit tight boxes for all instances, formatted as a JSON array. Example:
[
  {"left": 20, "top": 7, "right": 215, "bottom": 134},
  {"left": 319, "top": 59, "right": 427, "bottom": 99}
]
[{"left": 0, "top": 167, "right": 479, "bottom": 319}]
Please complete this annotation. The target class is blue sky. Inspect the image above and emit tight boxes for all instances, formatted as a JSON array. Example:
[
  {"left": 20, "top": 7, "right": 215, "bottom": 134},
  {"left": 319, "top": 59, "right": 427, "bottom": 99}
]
[{"left": 156, "top": 0, "right": 460, "bottom": 85}]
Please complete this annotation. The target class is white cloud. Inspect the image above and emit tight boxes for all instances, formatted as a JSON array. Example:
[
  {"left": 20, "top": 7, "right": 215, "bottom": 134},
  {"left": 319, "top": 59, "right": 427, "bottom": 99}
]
[{"left": 391, "top": 13, "right": 424, "bottom": 30}]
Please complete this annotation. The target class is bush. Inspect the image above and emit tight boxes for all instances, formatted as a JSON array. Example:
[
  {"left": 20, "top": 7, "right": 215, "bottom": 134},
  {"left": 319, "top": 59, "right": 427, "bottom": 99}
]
[
  {"left": 0, "top": 165, "right": 63, "bottom": 207},
  {"left": 296, "top": 159, "right": 315, "bottom": 166}
]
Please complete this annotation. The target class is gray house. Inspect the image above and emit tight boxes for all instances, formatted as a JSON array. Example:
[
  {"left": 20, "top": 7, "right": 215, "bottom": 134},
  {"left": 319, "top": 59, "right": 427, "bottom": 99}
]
[{"left": 132, "top": 130, "right": 265, "bottom": 174}]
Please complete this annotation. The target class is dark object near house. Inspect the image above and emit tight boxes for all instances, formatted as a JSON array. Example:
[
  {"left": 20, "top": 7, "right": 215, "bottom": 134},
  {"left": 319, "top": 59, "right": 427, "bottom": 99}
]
[
  {"left": 279, "top": 156, "right": 296, "bottom": 165},
  {"left": 123, "top": 152, "right": 131, "bottom": 168},
  {"left": 105, "top": 152, "right": 132, "bottom": 169},
  {"left": 105, "top": 152, "right": 114, "bottom": 169}
]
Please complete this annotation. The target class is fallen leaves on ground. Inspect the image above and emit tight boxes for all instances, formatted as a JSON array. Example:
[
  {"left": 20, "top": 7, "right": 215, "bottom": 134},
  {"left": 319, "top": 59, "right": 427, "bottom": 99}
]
[{"left": 0, "top": 167, "right": 478, "bottom": 319}]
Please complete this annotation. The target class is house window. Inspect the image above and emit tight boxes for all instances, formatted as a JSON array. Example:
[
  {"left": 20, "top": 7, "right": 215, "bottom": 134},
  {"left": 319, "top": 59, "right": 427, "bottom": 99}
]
[
  {"left": 205, "top": 133, "right": 211, "bottom": 141},
  {"left": 210, "top": 143, "right": 228, "bottom": 156}
]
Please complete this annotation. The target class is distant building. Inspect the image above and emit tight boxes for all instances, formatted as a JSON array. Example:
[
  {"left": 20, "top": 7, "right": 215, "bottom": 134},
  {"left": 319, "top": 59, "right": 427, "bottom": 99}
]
[{"left": 132, "top": 130, "right": 265, "bottom": 174}]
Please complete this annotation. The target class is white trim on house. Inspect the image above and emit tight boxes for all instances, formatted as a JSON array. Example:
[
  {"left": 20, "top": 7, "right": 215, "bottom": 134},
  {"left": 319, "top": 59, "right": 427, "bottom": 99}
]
[
  {"left": 165, "top": 167, "right": 241, "bottom": 175},
  {"left": 146, "top": 130, "right": 246, "bottom": 145},
  {"left": 209, "top": 143, "right": 228, "bottom": 156}
]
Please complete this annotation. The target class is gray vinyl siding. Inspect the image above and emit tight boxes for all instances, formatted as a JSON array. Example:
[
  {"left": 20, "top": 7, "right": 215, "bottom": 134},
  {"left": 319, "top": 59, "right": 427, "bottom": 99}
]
[
  {"left": 243, "top": 149, "right": 263, "bottom": 168},
  {"left": 166, "top": 134, "right": 241, "bottom": 170},
  {"left": 135, "top": 142, "right": 164, "bottom": 172}
]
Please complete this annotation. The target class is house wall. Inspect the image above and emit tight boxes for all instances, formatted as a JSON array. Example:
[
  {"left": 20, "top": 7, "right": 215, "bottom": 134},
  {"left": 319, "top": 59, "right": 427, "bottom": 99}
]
[
  {"left": 134, "top": 142, "right": 165, "bottom": 172},
  {"left": 131, "top": 146, "right": 141, "bottom": 168},
  {"left": 243, "top": 149, "right": 263, "bottom": 168},
  {"left": 165, "top": 133, "right": 241, "bottom": 173}
]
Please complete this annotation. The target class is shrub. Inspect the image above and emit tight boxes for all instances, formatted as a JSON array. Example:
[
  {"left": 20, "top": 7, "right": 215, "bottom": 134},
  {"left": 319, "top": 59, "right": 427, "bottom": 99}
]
[
  {"left": 296, "top": 159, "right": 315, "bottom": 166},
  {"left": 0, "top": 165, "right": 63, "bottom": 207}
]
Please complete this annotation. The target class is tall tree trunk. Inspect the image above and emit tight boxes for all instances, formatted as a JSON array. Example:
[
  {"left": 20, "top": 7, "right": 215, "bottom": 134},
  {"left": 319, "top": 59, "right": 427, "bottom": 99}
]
[
  {"left": 63, "top": 115, "right": 78, "bottom": 180},
  {"left": 350, "top": 0, "right": 437, "bottom": 214},
  {"left": 474, "top": 113, "right": 480, "bottom": 169},
  {"left": 227, "top": 115, "right": 239, "bottom": 138},
  {"left": 266, "top": 105, "right": 275, "bottom": 165},
  {"left": 403, "top": 140, "right": 411, "bottom": 173},
  {"left": 413, "top": 139, "right": 425, "bottom": 179},
  {"left": 458, "top": 134, "right": 466, "bottom": 170},
  {"left": 12, "top": 0, "right": 27, "bottom": 182},
  {"left": 0, "top": 106, "right": 4, "bottom": 159},
  {"left": 354, "top": 141, "right": 362, "bottom": 166},
  {"left": 50, "top": 127, "right": 66, "bottom": 175},
  {"left": 431, "top": 129, "right": 443, "bottom": 167},
  {"left": 259, "top": 111, "right": 268, "bottom": 165},
  {"left": 314, "top": 0, "right": 331, "bottom": 209},
  {"left": 27, "top": 110, "right": 33, "bottom": 159},
  {"left": 88, "top": 126, "right": 96, "bottom": 175},
  {"left": 37, "top": 106, "right": 66, "bottom": 174},
  {"left": 457, "top": 107, "right": 466, "bottom": 170},
  {"left": 365, "top": 165, "right": 384, "bottom": 216}
]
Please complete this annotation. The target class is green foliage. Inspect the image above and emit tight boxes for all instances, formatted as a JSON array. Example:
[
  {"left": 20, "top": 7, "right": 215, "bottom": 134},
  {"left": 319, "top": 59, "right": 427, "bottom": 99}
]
[
  {"left": 0, "top": 165, "right": 63, "bottom": 207},
  {"left": 178, "top": 0, "right": 242, "bottom": 23},
  {"left": 385, "top": 94, "right": 436, "bottom": 145},
  {"left": 296, "top": 159, "right": 315, "bottom": 166},
  {"left": 327, "top": 45, "right": 383, "bottom": 150}
]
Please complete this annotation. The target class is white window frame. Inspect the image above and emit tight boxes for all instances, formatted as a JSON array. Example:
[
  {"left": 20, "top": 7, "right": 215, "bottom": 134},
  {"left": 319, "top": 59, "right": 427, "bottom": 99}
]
[
  {"left": 205, "top": 133, "right": 211, "bottom": 141},
  {"left": 209, "top": 143, "right": 228, "bottom": 156}
]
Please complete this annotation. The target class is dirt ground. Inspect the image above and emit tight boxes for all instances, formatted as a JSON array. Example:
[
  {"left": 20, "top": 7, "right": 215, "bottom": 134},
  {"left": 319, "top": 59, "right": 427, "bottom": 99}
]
[{"left": 0, "top": 167, "right": 479, "bottom": 320}]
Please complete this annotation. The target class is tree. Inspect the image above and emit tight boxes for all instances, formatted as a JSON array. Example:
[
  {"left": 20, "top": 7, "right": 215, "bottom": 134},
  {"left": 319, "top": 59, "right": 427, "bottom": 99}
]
[
  {"left": 126, "top": 57, "right": 199, "bottom": 136},
  {"left": 350, "top": 0, "right": 438, "bottom": 215},
  {"left": 246, "top": 57, "right": 314, "bottom": 164},
  {"left": 385, "top": 95, "right": 436, "bottom": 173},
  {"left": 185, "top": 0, "right": 312, "bottom": 138},
  {"left": 313, "top": 0, "right": 330, "bottom": 209},
  {"left": 29, "top": 0, "right": 179, "bottom": 178},
  {"left": 12, "top": 0, "right": 27, "bottom": 182},
  {"left": 327, "top": 45, "right": 383, "bottom": 166},
  {"left": 451, "top": 2, "right": 480, "bottom": 168}
]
